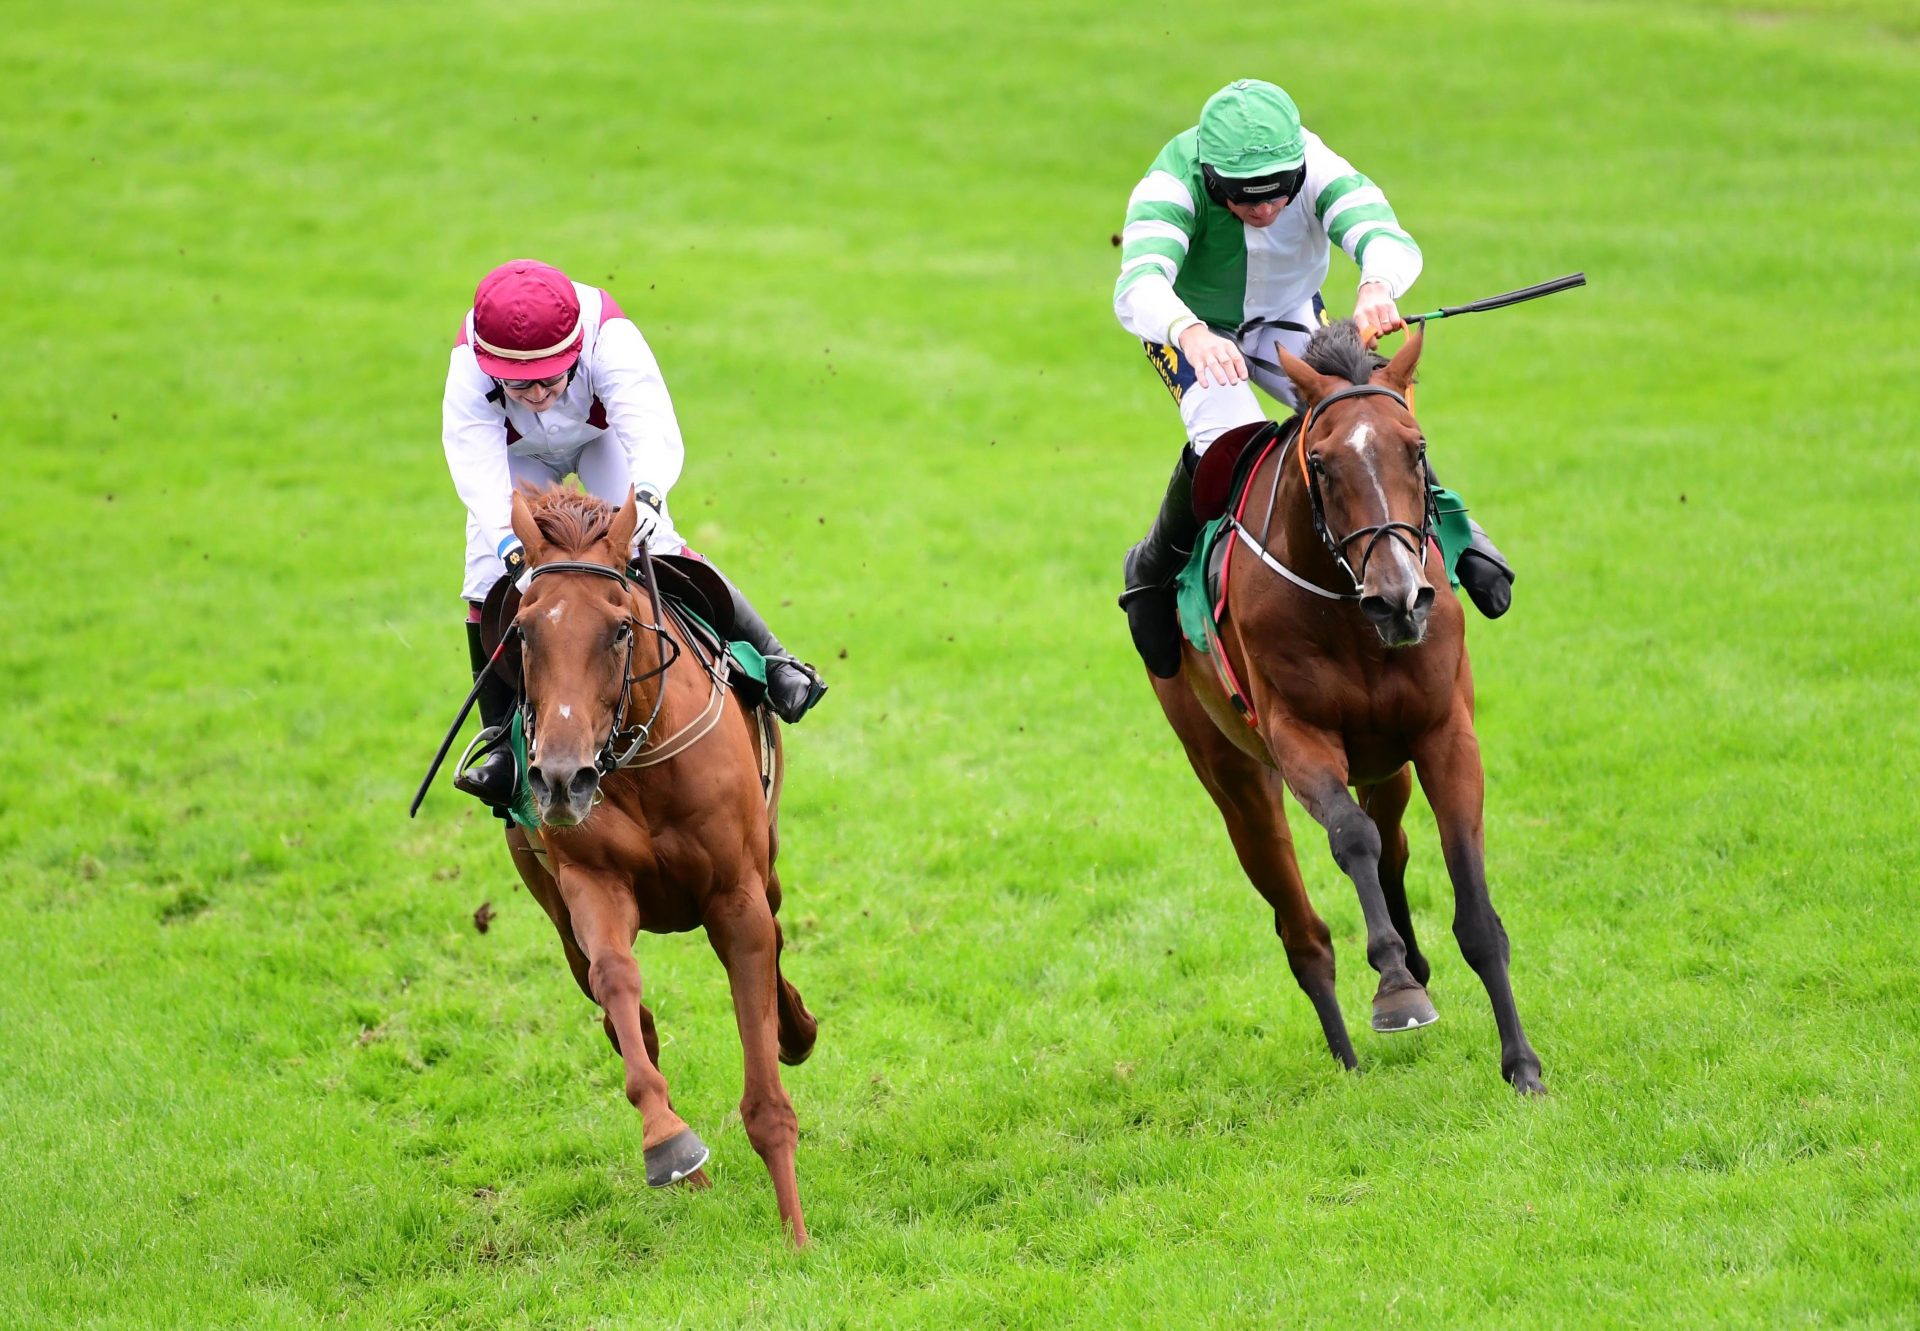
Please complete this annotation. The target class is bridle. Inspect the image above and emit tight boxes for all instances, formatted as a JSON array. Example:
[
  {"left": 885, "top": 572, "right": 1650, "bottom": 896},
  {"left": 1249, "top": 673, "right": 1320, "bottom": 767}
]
[
  {"left": 520, "top": 550, "right": 682, "bottom": 774},
  {"left": 1233, "top": 383, "right": 1436, "bottom": 601}
]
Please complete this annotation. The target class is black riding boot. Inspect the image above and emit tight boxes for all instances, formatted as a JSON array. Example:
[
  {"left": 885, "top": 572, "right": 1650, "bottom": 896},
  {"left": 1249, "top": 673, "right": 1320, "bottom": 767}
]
[
  {"left": 712, "top": 570, "right": 827, "bottom": 723},
  {"left": 1428, "top": 464, "right": 1516, "bottom": 620},
  {"left": 1457, "top": 520, "right": 1516, "bottom": 619},
  {"left": 1118, "top": 449, "right": 1200, "bottom": 679},
  {"left": 453, "top": 619, "right": 520, "bottom": 808}
]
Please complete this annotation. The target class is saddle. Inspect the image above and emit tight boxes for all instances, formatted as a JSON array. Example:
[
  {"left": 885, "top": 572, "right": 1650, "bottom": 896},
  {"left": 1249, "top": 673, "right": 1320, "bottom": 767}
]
[{"left": 479, "top": 552, "right": 768, "bottom": 709}]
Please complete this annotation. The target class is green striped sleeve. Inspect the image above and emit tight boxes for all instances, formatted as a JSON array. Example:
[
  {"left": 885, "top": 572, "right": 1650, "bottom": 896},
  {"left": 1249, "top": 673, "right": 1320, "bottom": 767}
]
[
  {"left": 1326, "top": 203, "right": 1399, "bottom": 251},
  {"left": 1124, "top": 198, "right": 1193, "bottom": 230},
  {"left": 1120, "top": 233, "right": 1186, "bottom": 266},
  {"left": 1314, "top": 171, "right": 1370, "bottom": 221},
  {"left": 1353, "top": 226, "right": 1421, "bottom": 266},
  {"left": 1115, "top": 259, "right": 1175, "bottom": 296}
]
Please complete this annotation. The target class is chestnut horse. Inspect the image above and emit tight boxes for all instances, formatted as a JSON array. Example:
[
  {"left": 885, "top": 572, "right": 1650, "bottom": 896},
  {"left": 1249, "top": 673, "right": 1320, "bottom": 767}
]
[
  {"left": 1154, "top": 321, "right": 1544, "bottom": 1094},
  {"left": 500, "top": 484, "right": 819, "bottom": 1243}
]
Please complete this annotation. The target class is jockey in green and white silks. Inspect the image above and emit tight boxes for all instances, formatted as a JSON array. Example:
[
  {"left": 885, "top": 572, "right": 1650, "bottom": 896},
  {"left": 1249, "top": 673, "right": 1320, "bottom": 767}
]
[
  {"left": 1116, "top": 80, "right": 1419, "bottom": 447},
  {"left": 1115, "top": 81, "right": 1514, "bottom": 679}
]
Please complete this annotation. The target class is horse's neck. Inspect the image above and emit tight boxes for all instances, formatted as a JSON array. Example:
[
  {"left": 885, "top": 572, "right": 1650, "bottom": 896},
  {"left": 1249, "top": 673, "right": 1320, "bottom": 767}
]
[{"left": 627, "top": 593, "right": 709, "bottom": 729}]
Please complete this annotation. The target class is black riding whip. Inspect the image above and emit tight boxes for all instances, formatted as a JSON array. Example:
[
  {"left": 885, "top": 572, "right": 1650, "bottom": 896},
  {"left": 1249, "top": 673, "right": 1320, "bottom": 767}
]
[
  {"left": 1404, "top": 272, "right": 1586, "bottom": 325},
  {"left": 408, "top": 628, "right": 518, "bottom": 817},
  {"left": 1238, "top": 273, "right": 1586, "bottom": 379}
]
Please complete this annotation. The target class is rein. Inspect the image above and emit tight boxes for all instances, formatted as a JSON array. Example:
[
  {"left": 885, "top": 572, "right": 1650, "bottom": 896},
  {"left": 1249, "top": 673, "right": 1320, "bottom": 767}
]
[
  {"left": 522, "top": 551, "right": 690, "bottom": 773},
  {"left": 1230, "top": 383, "right": 1435, "bottom": 602}
]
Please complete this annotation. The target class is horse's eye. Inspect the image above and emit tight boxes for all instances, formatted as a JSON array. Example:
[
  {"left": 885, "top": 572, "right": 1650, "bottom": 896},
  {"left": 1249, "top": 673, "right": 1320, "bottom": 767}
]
[{"left": 613, "top": 622, "right": 631, "bottom": 643}]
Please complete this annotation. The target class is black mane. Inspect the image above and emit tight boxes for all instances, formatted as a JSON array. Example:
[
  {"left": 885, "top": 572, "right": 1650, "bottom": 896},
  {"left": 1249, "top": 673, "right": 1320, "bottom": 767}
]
[{"left": 1301, "top": 318, "right": 1387, "bottom": 387}]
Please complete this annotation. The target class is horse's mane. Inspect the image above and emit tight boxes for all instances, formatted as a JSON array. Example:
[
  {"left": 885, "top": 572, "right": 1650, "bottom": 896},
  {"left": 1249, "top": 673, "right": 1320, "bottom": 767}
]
[
  {"left": 519, "top": 484, "right": 616, "bottom": 556},
  {"left": 1301, "top": 319, "right": 1388, "bottom": 387}
]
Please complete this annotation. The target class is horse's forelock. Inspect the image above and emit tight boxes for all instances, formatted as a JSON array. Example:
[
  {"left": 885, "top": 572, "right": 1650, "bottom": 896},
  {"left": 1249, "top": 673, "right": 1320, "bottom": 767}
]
[
  {"left": 1302, "top": 319, "right": 1388, "bottom": 387},
  {"left": 521, "top": 486, "right": 617, "bottom": 557}
]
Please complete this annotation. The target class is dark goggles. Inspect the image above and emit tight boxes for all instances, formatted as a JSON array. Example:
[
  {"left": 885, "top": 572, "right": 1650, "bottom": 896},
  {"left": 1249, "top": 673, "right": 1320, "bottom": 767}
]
[
  {"left": 496, "top": 369, "right": 572, "bottom": 391},
  {"left": 1202, "top": 161, "right": 1306, "bottom": 208}
]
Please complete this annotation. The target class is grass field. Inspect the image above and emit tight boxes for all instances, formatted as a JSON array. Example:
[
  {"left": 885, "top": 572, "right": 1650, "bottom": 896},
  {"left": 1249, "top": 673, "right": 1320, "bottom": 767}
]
[{"left": 4, "top": 0, "right": 1918, "bottom": 1325}]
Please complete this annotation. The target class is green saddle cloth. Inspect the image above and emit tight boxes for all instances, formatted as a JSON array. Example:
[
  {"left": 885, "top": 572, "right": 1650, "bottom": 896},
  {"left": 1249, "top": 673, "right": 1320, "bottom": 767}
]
[{"left": 1173, "top": 488, "right": 1476, "bottom": 655}]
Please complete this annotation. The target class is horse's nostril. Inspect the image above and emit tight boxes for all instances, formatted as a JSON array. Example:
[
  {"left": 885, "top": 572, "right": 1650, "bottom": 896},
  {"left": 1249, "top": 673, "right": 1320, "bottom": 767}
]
[
  {"left": 567, "top": 767, "right": 600, "bottom": 803},
  {"left": 1411, "top": 586, "right": 1435, "bottom": 614},
  {"left": 1360, "top": 594, "right": 1394, "bottom": 625}
]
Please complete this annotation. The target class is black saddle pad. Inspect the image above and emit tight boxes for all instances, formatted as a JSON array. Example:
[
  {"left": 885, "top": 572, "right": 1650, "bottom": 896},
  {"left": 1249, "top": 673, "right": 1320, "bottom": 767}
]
[
  {"left": 477, "top": 552, "right": 737, "bottom": 692},
  {"left": 646, "top": 553, "right": 736, "bottom": 643}
]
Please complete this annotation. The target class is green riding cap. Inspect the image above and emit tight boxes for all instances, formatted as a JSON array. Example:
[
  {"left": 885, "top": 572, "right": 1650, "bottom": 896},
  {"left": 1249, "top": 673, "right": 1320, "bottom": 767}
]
[{"left": 1196, "top": 79, "right": 1305, "bottom": 178}]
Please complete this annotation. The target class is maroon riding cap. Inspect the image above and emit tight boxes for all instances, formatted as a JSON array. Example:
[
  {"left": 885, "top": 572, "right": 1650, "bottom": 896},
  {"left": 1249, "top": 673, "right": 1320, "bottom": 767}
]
[{"left": 470, "top": 260, "right": 584, "bottom": 380}]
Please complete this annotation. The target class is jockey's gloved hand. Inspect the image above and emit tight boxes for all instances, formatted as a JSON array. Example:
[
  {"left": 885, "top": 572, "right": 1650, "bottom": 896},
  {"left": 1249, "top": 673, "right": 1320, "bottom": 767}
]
[
  {"left": 1354, "top": 281, "right": 1405, "bottom": 348},
  {"left": 632, "top": 484, "right": 665, "bottom": 548},
  {"left": 500, "top": 538, "right": 531, "bottom": 591}
]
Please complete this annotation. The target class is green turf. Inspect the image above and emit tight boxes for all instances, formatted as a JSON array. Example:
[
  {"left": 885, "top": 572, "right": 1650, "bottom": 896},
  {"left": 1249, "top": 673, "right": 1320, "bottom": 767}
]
[{"left": 3, "top": 0, "right": 1916, "bottom": 1325}]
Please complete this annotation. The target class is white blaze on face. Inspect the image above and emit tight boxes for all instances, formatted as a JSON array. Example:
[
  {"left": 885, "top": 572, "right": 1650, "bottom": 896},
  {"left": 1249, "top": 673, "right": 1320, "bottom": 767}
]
[
  {"left": 1344, "top": 421, "right": 1423, "bottom": 586},
  {"left": 546, "top": 601, "right": 567, "bottom": 624},
  {"left": 559, "top": 704, "right": 572, "bottom": 720}
]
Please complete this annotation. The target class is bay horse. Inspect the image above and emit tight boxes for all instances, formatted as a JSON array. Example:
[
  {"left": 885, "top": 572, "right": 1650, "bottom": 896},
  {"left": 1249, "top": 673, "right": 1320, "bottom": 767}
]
[
  {"left": 1153, "top": 321, "right": 1544, "bottom": 1094},
  {"left": 499, "top": 484, "right": 819, "bottom": 1243}
]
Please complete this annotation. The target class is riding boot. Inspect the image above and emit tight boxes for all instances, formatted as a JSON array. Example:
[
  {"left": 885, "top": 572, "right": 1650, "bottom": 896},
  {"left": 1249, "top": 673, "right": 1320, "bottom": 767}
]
[
  {"left": 711, "top": 569, "right": 827, "bottom": 723},
  {"left": 1428, "top": 464, "right": 1516, "bottom": 620},
  {"left": 452, "top": 620, "right": 520, "bottom": 808},
  {"left": 1118, "top": 449, "right": 1201, "bottom": 678},
  {"left": 1457, "top": 520, "right": 1516, "bottom": 619}
]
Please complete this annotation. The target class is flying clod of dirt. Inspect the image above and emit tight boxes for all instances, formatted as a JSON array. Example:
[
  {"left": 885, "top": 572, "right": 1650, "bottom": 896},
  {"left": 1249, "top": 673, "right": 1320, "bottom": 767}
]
[{"left": 473, "top": 901, "right": 495, "bottom": 934}]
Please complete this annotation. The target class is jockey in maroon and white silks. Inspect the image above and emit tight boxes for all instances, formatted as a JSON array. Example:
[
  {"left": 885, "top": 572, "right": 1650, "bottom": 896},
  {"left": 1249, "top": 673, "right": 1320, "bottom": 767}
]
[
  {"left": 441, "top": 260, "right": 826, "bottom": 812},
  {"left": 444, "top": 272, "right": 686, "bottom": 601}
]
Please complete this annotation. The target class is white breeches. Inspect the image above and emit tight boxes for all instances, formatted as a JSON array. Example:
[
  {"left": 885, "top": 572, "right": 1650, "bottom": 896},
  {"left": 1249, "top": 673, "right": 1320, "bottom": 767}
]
[
  {"left": 1146, "top": 295, "right": 1326, "bottom": 456},
  {"left": 460, "top": 434, "right": 685, "bottom": 601}
]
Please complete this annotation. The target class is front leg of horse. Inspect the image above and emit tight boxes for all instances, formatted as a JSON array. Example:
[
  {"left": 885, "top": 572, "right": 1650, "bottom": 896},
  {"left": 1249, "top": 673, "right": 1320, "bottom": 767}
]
[
  {"left": 706, "top": 883, "right": 807, "bottom": 1246},
  {"left": 1274, "top": 729, "right": 1436, "bottom": 1034},
  {"left": 558, "top": 868, "right": 709, "bottom": 1183},
  {"left": 1412, "top": 724, "right": 1545, "bottom": 1094},
  {"left": 1359, "top": 768, "right": 1432, "bottom": 989}
]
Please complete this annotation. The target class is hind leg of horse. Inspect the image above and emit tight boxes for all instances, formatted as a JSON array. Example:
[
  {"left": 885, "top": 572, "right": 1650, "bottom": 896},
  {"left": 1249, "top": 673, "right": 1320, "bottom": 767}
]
[
  {"left": 1269, "top": 722, "right": 1436, "bottom": 1034},
  {"left": 760, "top": 867, "right": 816, "bottom": 1065},
  {"left": 706, "top": 881, "right": 807, "bottom": 1246},
  {"left": 1359, "top": 767, "right": 1431, "bottom": 988},
  {"left": 1156, "top": 679, "right": 1355, "bottom": 1067},
  {"left": 771, "top": 915, "right": 818, "bottom": 1067},
  {"left": 555, "top": 866, "right": 697, "bottom": 1150},
  {"left": 1412, "top": 720, "right": 1544, "bottom": 1094}
]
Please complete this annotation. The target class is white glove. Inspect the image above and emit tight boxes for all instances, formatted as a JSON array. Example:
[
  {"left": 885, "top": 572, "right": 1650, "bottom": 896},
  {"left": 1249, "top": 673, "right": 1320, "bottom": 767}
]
[
  {"left": 632, "top": 484, "right": 666, "bottom": 549},
  {"left": 498, "top": 536, "right": 532, "bottom": 592}
]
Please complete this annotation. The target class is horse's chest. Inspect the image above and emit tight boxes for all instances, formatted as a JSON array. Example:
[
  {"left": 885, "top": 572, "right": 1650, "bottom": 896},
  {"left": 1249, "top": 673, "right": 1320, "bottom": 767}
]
[{"left": 1342, "top": 734, "right": 1413, "bottom": 787}]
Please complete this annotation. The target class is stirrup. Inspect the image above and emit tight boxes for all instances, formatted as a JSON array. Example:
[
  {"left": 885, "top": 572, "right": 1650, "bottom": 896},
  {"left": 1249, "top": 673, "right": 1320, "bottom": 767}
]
[{"left": 452, "top": 724, "right": 518, "bottom": 802}]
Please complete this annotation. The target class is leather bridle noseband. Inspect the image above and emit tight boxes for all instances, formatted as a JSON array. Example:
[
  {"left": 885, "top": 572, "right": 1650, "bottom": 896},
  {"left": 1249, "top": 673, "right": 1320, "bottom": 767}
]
[
  {"left": 520, "top": 552, "right": 681, "bottom": 774},
  {"left": 1235, "top": 383, "right": 1437, "bottom": 601}
]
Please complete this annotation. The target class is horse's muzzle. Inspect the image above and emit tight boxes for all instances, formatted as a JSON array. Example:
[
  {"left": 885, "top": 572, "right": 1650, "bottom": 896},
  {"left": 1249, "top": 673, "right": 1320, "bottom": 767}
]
[
  {"left": 528, "top": 759, "right": 601, "bottom": 826},
  {"left": 1361, "top": 584, "right": 1434, "bottom": 648}
]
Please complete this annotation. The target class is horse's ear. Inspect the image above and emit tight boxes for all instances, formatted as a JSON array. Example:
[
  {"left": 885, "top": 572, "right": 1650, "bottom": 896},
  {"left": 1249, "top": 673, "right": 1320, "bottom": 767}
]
[
  {"left": 1375, "top": 326, "right": 1424, "bottom": 394},
  {"left": 607, "top": 486, "right": 639, "bottom": 560},
  {"left": 510, "top": 489, "right": 542, "bottom": 561},
  {"left": 1277, "top": 345, "right": 1339, "bottom": 409}
]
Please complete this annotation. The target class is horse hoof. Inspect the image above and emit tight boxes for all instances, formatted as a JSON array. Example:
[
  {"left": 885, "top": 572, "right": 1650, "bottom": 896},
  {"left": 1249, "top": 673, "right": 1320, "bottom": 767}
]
[
  {"left": 1371, "top": 986, "right": 1439, "bottom": 1033},
  {"left": 644, "top": 1128, "right": 711, "bottom": 1188},
  {"left": 1512, "top": 1069, "right": 1548, "bottom": 1097}
]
